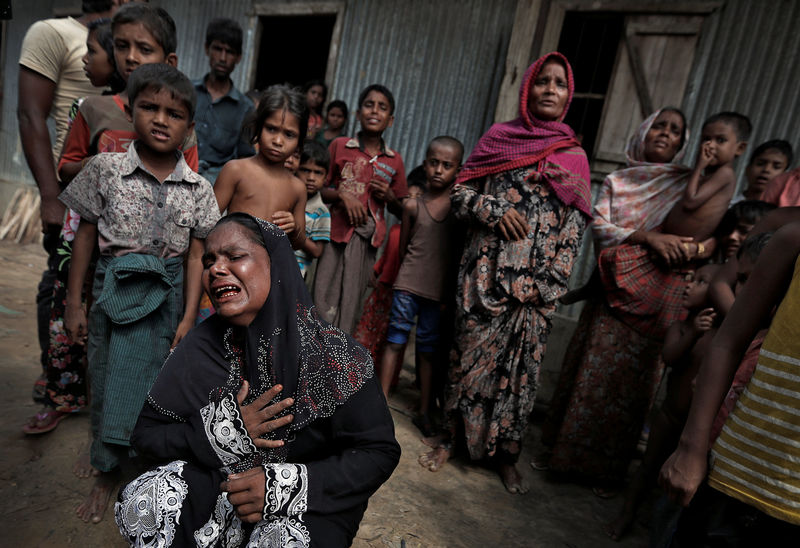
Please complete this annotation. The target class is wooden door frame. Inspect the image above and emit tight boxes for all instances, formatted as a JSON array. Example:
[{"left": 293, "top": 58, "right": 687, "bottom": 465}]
[{"left": 247, "top": 1, "right": 345, "bottom": 92}]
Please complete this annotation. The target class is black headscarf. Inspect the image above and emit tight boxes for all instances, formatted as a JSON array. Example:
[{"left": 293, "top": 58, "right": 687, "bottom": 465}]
[{"left": 147, "top": 214, "right": 374, "bottom": 462}]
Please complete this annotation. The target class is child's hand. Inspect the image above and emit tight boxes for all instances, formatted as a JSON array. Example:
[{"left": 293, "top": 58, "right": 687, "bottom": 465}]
[
  {"left": 340, "top": 191, "right": 367, "bottom": 226},
  {"left": 368, "top": 269, "right": 379, "bottom": 288},
  {"left": 64, "top": 303, "right": 88, "bottom": 346},
  {"left": 271, "top": 211, "right": 296, "bottom": 234},
  {"left": 696, "top": 141, "right": 714, "bottom": 169},
  {"left": 692, "top": 307, "right": 716, "bottom": 333},
  {"left": 369, "top": 179, "right": 394, "bottom": 202},
  {"left": 170, "top": 317, "right": 194, "bottom": 350}
]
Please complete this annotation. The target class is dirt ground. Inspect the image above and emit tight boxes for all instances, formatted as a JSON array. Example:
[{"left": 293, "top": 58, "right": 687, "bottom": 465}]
[{"left": 0, "top": 240, "right": 651, "bottom": 547}]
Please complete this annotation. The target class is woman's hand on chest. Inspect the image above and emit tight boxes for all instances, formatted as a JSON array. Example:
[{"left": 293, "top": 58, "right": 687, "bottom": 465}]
[{"left": 238, "top": 381, "right": 294, "bottom": 448}]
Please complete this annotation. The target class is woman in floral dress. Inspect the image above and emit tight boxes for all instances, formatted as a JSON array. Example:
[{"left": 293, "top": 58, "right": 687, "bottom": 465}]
[{"left": 419, "top": 52, "right": 592, "bottom": 493}]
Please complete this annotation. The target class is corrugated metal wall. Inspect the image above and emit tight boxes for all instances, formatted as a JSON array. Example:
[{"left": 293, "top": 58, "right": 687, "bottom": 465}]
[
  {"left": 682, "top": 0, "right": 800, "bottom": 183},
  {"left": 328, "top": 0, "right": 516, "bottom": 168},
  {"left": 4, "top": 0, "right": 799, "bottom": 195},
  {"left": 166, "top": 0, "right": 519, "bottom": 169}
]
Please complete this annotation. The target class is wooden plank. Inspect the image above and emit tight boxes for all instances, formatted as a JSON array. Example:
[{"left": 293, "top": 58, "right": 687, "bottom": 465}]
[
  {"left": 493, "top": 0, "right": 544, "bottom": 123},
  {"left": 624, "top": 25, "right": 654, "bottom": 117}
]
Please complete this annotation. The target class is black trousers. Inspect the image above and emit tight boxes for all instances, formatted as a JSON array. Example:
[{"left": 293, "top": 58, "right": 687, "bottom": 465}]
[
  {"left": 35, "top": 230, "right": 60, "bottom": 373},
  {"left": 670, "top": 483, "right": 799, "bottom": 548}
]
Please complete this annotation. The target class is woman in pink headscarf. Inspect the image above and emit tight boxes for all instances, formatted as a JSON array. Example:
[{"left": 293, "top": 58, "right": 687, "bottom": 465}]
[{"left": 419, "top": 52, "right": 591, "bottom": 493}]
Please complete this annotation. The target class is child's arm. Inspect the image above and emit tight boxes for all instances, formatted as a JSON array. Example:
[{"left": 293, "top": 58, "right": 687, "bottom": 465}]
[
  {"left": 662, "top": 309, "right": 716, "bottom": 366},
  {"left": 63, "top": 219, "right": 97, "bottom": 345},
  {"left": 397, "top": 197, "right": 418, "bottom": 265},
  {"left": 272, "top": 178, "right": 307, "bottom": 249},
  {"left": 680, "top": 143, "right": 735, "bottom": 211},
  {"left": 212, "top": 162, "right": 240, "bottom": 214},
  {"left": 659, "top": 222, "right": 800, "bottom": 506},
  {"left": 299, "top": 236, "right": 325, "bottom": 258},
  {"left": 171, "top": 237, "right": 204, "bottom": 349},
  {"left": 57, "top": 109, "right": 93, "bottom": 184},
  {"left": 708, "top": 258, "right": 737, "bottom": 317},
  {"left": 369, "top": 178, "right": 403, "bottom": 218}
]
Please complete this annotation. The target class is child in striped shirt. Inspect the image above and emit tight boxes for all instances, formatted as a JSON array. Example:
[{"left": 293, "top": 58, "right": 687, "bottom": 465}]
[{"left": 295, "top": 141, "right": 331, "bottom": 279}]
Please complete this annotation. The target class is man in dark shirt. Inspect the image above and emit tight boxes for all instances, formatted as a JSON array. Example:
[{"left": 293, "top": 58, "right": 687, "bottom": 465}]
[{"left": 193, "top": 17, "right": 254, "bottom": 184}]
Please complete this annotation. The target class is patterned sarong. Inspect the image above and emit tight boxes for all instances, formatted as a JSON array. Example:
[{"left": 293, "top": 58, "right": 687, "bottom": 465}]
[{"left": 598, "top": 242, "right": 689, "bottom": 339}]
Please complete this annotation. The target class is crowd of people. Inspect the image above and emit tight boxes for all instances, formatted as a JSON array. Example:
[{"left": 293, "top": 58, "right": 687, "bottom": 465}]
[{"left": 15, "top": 0, "right": 800, "bottom": 546}]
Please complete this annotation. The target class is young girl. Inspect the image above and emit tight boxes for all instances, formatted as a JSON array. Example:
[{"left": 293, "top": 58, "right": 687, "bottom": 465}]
[
  {"left": 213, "top": 84, "right": 307, "bottom": 248},
  {"left": 314, "top": 99, "right": 348, "bottom": 148},
  {"left": 302, "top": 79, "right": 327, "bottom": 138}
]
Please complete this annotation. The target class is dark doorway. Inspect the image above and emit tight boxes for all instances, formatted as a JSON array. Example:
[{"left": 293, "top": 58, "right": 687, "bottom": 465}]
[
  {"left": 557, "top": 12, "right": 624, "bottom": 161},
  {"left": 254, "top": 15, "right": 336, "bottom": 90}
]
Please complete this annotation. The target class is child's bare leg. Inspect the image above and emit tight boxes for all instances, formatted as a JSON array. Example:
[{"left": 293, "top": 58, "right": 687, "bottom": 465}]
[
  {"left": 76, "top": 469, "right": 120, "bottom": 523},
  {"left": 378, "top": 342, "right": 404, "bottom": 399},
  {"left": 72, "top": 436, "right": 98, "bottom": 478},
  {"left": 412, "top": 351, "right": 437, "bottom": 437},
  {"left": 417, "top": 351, "right": 434, "bottom": 416},
  {"left": 605, "top": 363, "right": 698, "bottom": 540}
]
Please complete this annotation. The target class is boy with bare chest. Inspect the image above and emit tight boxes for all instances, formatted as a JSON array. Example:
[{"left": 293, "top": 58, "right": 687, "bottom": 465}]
[{"left": 663, "top": 112, "right": 751, "bottom": 245}]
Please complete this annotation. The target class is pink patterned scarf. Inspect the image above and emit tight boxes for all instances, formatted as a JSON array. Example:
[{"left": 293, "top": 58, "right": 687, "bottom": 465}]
[{"left": 456, "top": 52, "right": 592, "bottom": 216}]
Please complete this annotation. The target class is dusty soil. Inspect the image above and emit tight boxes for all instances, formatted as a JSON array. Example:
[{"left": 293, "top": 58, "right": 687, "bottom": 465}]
[{"left": 0, "top": 241, "right": 650, "bottom": 547}]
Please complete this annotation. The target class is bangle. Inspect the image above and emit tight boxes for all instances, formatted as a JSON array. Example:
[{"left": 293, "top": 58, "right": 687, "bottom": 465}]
[{"left": 697, "top": 242, "right": 705, "bottom": 256}]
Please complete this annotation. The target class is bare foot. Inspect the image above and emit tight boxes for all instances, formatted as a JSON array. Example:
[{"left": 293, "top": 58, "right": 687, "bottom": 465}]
[
  {"left": 72, "top": 443, "right": 97, "bottom": 479},
  {"left": 603, "top": 508, "right": 635, "bottom": 542},
  {"left": 499, "top": 463, "right": 529, "bottom": 494},
  {"left": 76, "top": 471, "right": 119, "bottom": 523},
  {"left": 418, "top": 445, "right": 451, "bottom": 472}
]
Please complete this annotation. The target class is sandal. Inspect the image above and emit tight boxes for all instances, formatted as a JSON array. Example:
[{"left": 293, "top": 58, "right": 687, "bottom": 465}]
[{"left": 22, "top": 408, "right": 70, "bottom": 435}]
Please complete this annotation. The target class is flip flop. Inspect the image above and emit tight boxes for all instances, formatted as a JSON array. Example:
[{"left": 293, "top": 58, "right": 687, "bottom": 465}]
[{"left": 22, "top": 409, "right": 69, "bottom": 435}]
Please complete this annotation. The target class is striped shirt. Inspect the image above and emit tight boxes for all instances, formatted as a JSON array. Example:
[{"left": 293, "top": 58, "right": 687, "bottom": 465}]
[
  {"left": 709, "top": 255, "right": 800, "bottom": 524},
  {"left": 295, "top": 193, "right": 331, "bottom": 278}
]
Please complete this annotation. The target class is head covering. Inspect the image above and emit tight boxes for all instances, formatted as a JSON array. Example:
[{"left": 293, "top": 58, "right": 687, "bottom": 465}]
[
  {"left": 455, "top": 52, "right": 592, "bottom": 216},
  {"left": 147, "top": 214, "right": 374, "bottom": 462},
  {"left": 592, "top": 108, "right": 692, "bottom": 248}
]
